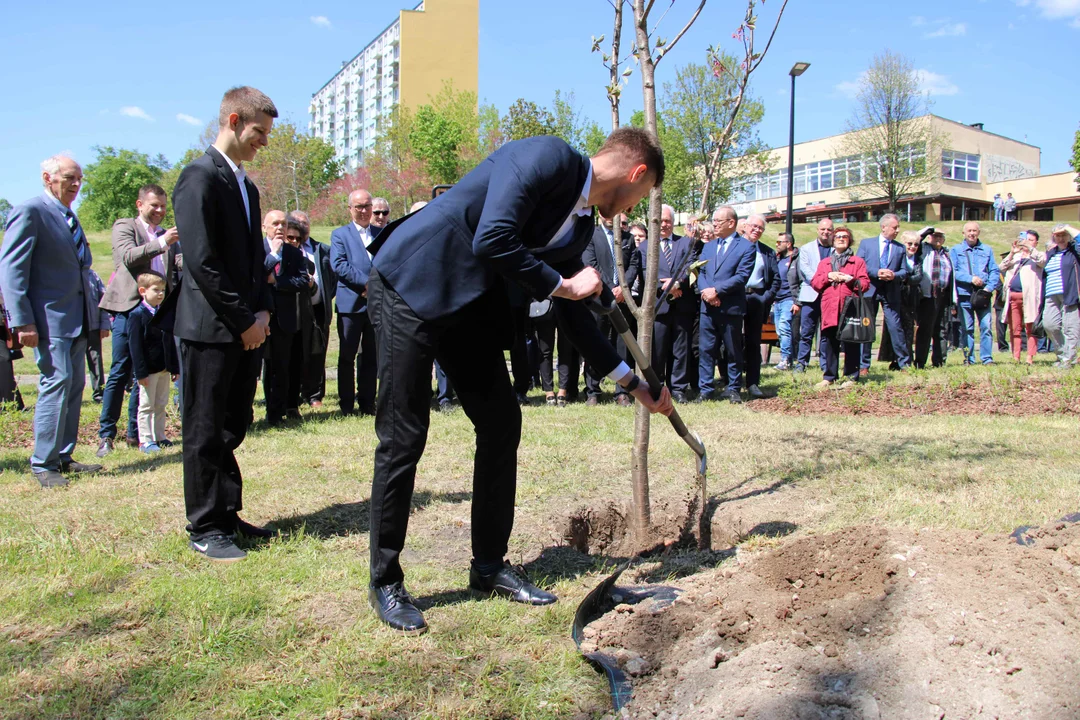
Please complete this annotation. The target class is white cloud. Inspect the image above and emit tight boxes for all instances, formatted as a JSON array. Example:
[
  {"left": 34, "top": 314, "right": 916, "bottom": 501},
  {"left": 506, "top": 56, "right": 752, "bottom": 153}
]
[
  {"left": 310, "top": 15, "right": 332, "bottom": 28},
  {"left": 119, "top": 106, "right": 153, "bottom": 121},
  {"left": 910, "top": 15, "right": 927, "bottom": 26},
  {"left": 1013, "top": 0, "right": 1080, "bottom": 25},
  {"left": 914, "top": 69, "right": 960, "bottom": 96},
  {"left": 835, "top": 69, "right": 959, "bottom": 99},
  {"left": 177, "top": 113, "right": 202, "bottom": 127},
  {"left": 925, "top": 22, "right": 966, "bottom": 38}
]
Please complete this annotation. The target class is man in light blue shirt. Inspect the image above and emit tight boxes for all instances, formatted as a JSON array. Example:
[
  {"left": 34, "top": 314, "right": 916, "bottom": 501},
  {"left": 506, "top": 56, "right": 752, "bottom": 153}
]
[{"left": 949, "top": 222, "right": 1000, "bottom": 364}]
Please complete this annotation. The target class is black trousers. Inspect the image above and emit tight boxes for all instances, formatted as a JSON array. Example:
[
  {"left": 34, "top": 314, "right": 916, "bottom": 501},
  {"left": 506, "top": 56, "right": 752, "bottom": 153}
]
[
  {"left": 368, "top": 271, "right": 522, "bottom": 587},
  {"left": 653, "top": 310, "right": 694, "bottom": 394},
  {"left": 585, "top": 305, "right": 634, "bottom": 398},
  {"left": 509, "top": 307, "right": 532, "bottom": 396},
  {"left": 302, "top": 302, "right": 330, "bottom": 403},
  {"left": 915, "top": 295, "right": 951, "bottom": 368},
  {"left": 743, "top": 293, "right": 767, "bottom": 387},
  {"left": 527, "top": 311, "right": 556, "bottom": 393},
  {"left": 86, "top": 331, "right": 104, "bottom": 402},
  {"left": 262, "top": 324, "right": 302, "bottom": 420},
  {"left": 180, "top": 339, "right": 261, "bottom": 539},
  {"left": 556, "top": 318, "right": 581, "bottom": 398},
  {"left": 337, "top": 310, "right": 377, "bottom": 413},
  {"left": 820, "top": 327, "right": 860, "bottom": 382}
]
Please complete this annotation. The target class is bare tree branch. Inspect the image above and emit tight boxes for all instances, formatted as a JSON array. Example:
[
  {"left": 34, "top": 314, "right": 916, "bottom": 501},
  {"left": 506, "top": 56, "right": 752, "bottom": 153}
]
[{"left": 655, "top": 0, "right": 707, "bottom": 66}]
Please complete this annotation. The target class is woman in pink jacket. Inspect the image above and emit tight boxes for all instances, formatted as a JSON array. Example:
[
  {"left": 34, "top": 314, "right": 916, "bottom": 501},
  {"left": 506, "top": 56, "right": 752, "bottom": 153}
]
[
  {"left": 811, "top": 226, "right": 871, "bottom": 389},
  {"left": 1000, "top": 230, "right": 1046, "bottom": 364}
]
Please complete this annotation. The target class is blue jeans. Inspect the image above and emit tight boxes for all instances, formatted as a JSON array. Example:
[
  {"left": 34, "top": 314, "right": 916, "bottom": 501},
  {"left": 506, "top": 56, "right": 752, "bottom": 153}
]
[
  {"left": 772, "top": 298, "right": 794, "bottom": 361},
  {"left": 31, "top": 333, "right": 87, "bottom": 472},
  {"left": 98, "top": 311, "right": 139, "bottom": 440},
  {"left": 958, "top": 299, "right": 994, "bottom": 363}
]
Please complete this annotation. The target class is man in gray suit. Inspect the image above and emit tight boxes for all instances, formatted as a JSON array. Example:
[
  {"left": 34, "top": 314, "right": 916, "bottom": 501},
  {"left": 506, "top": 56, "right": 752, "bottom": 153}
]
[
  {"left": 0, "top": 155, "right": 105, "bottom": 487},
  {"left": 97, "top": 184, "right": 180, "bottom": 456},
  {"left": 792, "top": 218, "right": 834, "bottom": 372}
]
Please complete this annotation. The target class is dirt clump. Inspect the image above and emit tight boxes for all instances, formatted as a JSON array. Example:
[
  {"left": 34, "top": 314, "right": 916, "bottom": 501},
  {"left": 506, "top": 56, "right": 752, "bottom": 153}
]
[{"left": 586, "top": 524, "right": 1080, "bottom": 719}]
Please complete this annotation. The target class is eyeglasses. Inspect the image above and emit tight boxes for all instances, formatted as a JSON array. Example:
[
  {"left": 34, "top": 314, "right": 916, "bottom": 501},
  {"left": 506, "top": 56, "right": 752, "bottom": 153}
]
[
  {"left": 352, "top": 204, "right": 372, "bottom": 210},
  {"left": 373, "top": 210, "right": 389, "bottom": 217}
]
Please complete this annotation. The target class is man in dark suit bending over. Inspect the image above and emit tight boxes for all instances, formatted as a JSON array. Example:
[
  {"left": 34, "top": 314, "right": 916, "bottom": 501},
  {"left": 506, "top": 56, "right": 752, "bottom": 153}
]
[
  {"left": 172, "top": 86, "right": 277, "bottom": 562},
  {"left": 366, "top": 128, "right": 673, "bottom": 634}
]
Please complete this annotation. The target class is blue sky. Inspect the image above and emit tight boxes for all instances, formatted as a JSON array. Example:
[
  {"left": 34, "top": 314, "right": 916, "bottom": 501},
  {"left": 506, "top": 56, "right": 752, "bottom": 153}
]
[{"left": 1, "top": 0, "right": 1076, "bottom": 207}]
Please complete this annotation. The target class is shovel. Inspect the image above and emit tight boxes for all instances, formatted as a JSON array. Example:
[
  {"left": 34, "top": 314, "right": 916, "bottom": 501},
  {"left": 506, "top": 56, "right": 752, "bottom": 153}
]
[{"left": 588, "top": 284, "right": 709, "bottom": 547}]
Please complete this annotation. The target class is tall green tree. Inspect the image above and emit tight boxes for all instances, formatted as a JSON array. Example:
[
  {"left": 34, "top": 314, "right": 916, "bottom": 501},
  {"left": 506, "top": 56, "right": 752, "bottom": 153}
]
[
  {"left": 501, "top": 98, "right": 556, "bottom": 141},
  {"left": 661, "top": 53, "right": 770, "bottom": 212},
  {"left": 582, "top": 121, "right": 608, "bottom": 156},
  {"left": 78, "top": 147, "right": 169, "bottom": 231},
  {"left": 0, "top": 198, "right": 12, "bottom": 228},
  {"left": 247, "top": 121, "right": 341, "bottom": 213},
  {"left": 550, "top": 91, "right": 590, "bottom": 151},
  {"left": 405, "top": 81, "right": 486, "bottom": 184}
]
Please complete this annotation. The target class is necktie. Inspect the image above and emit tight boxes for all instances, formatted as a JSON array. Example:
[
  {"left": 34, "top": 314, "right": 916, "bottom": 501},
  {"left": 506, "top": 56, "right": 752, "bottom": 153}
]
[
  {"left": 608, "top": 233, "right": 619, "bottom": 284},
  {"left": 663, "top": 239, "right": 673, "bottom": 268},
  {"left": 880, "top": 241, "right": 891, "bottom": 269},
  {"left": 64, "top": 209, "right": 90, "bottom": 266}
]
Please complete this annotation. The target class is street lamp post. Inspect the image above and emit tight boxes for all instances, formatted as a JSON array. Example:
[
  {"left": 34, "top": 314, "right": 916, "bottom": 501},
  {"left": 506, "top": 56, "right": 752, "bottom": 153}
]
[{"left": 785, "top": 62, "right": 810, "bottom": 236}]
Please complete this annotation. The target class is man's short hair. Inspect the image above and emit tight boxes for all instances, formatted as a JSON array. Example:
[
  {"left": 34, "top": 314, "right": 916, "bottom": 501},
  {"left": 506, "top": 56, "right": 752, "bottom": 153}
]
[
  {"left": 597, "top": 127, "right": 665, "bottom": 187},
  {"left": 629, "top": 221, "right": 647, "bottom": 234},
  {"left": 713, "top": 205, "right": 737, "bottom": 223},
  {"left": 776, "top": 232, "right": 793, "bottom": 244},
  {"left": 138, "top": 184, "right": 167, "bottom": 201},
  {"left": 137, "top": 271, "right": 166, "bottom": 289},
  {"left": 218, "top": 86, "right": 279, "bottom": 128},
  {"left": 880, "top": 213, "right": 900, "bottom": 227},
  {"left": 1027, "top": 229, "right": 1039, "bottom": 241}
]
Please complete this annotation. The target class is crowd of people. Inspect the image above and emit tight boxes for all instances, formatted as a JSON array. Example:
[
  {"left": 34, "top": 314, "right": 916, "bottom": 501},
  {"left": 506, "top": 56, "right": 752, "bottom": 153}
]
[{"left": 3, "top": 84, "right": 1079, "bottom": 634}]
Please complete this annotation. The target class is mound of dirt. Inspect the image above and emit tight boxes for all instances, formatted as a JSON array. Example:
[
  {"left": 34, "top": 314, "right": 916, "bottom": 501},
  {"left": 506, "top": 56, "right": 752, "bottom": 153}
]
[
  {"left": 584, "top": 524, "right": 1080, "bottom": 719},
  {"left": 754, "top": 378, "right": 1079, "bottom": 417}
]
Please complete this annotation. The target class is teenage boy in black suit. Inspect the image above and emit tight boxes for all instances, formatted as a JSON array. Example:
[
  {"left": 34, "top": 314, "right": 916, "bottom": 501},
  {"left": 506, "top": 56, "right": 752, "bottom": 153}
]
[{"left": 170, "top": 86, "right": 277, "bottom": 562}]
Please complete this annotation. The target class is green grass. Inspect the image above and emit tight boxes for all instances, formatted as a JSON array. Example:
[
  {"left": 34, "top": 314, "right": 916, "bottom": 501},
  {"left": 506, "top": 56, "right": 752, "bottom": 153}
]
[{"left": 2, "top": 220, "right": 1078, "bottom": 718}]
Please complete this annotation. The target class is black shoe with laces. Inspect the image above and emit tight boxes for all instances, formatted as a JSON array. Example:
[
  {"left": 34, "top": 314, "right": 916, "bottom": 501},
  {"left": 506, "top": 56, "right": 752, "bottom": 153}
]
[
  {"left": 369, "top": 582, "right": 428, "bottom": 634},
  {"left": 61, "top": 460, "right": 103, "bottom": 474},
  {"left": 469, "top": 561, "right": 557, "bottom": 605},
  {"left": 190, "top": 534, "right": 247, "bottom": 562}
]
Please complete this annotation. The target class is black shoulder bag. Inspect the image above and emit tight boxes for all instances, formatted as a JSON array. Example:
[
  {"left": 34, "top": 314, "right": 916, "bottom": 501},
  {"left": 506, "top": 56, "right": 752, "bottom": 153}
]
[{"left": 839, "top": 280, "right": 876, "bottom": 344}]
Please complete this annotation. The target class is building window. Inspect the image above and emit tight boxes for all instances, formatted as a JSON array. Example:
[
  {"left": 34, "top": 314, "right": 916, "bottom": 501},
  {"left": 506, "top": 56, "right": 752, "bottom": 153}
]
[
  {"left": 942, "top": 150, "right": 980, "bottom": 183},
  {"left": 1034, "top": 208, "right": 1053, "bottom": 222}
]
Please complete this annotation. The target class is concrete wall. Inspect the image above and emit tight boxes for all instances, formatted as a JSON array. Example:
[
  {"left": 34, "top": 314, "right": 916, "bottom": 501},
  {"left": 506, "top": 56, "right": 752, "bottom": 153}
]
[{"left": 399, "top": 0, "right": 478, "bottom": 109}]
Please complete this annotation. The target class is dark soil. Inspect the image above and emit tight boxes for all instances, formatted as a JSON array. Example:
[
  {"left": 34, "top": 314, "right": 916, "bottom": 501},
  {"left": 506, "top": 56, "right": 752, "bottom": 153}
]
[
  {"left": 586, "top": 523, "right": 1080, "bottom": 719},
  {"left": 755, "top": 378, "right": 1080, "bottom": 417}
]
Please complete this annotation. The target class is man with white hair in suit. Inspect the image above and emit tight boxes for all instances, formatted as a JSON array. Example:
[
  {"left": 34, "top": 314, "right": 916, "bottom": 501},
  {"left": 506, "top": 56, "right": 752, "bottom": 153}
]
[{"left": 0, "top": 155, "right": 106, "bottom": 487}]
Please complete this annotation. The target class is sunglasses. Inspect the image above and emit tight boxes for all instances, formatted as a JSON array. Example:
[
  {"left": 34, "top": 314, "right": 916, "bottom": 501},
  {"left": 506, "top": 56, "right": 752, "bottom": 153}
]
[{"left": 373, "top": 210, "right": 389, "bottom": 217}]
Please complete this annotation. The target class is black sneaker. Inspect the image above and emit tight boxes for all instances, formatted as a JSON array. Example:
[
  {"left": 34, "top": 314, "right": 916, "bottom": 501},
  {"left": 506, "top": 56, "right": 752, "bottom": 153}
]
[
  {"left": 190, "top": 535, "right": 247, "bottom": 562},
  {"left": 469, "top": 561, "right": 557, "bottom": 605},
  {"left": 96, "top": 438, "right": 114, "bottom": 458}
]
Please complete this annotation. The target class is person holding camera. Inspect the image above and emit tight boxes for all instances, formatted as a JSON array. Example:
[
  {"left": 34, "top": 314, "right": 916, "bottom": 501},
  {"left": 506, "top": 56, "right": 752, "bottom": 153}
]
[
  {"left": 950, "top": 222, "right": 1000, "bottom": 365},
  {"left": 1000, "top": 230, "right": 1046, "bottom": 365},
  {"left": 915, "top": 230, "right": 954, "bottom": 368}
]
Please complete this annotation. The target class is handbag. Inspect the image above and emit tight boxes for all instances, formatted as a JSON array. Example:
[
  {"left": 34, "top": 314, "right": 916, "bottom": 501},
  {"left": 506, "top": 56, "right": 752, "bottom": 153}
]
[
  {"left": 839, "top": 283, "right": 876, "bottom": 344},
  {"left": 966, "top": 254, "right": 993, "bottom": 311}
]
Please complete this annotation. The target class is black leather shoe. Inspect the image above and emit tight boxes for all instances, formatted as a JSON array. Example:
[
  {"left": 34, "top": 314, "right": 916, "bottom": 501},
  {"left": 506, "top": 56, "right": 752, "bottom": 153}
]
[
  {"left": 33, "top": 470, "right": 69, "bottom": 488},
  {"left": 369, "top": 582, "right": 428, "bottom": 635},
  {"left": 671, "top": 391, "right": 688, "bottom": 404},
  {"left": 235, "top": 518, "right": 276, "bottom": 539},
  {"left": 719, "top": 390, "right": 743, "bottom": 404},
  {"left": 469, "top": 562, "right": 557, "bottom": 605},
  {"left": 61, "top": 460, "right": 103, "bottom": 474}
]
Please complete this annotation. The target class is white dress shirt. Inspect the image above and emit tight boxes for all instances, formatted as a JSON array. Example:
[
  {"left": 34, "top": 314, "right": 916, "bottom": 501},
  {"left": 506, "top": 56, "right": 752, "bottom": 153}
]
[
  {"left": 302, "top": 239, "right": 322, "bottom": 305},
  {"left": 354, "top": 222, "right": 375, "bottom": 258},
  {"left": 217, "top": 148, "right": 250, "bottom": 227}
]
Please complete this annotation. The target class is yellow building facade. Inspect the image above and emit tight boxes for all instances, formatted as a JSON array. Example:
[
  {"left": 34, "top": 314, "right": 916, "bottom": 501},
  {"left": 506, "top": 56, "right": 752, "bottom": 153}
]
[
  {"left": 309, "top": 0, "right": 479, "bottom": 172},
  {"left": 728, "top": 115, "right": 1079, "bottom": 225}
]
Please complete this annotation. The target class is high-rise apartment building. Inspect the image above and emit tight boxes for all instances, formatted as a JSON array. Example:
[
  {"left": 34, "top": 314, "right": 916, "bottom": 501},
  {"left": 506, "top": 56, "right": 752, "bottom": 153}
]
[{"left": 309, "top": 0, "right": 479, "bottom": 172}]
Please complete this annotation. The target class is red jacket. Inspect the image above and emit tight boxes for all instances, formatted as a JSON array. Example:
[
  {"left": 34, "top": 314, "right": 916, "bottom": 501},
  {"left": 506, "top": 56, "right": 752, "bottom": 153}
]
[{"left": 810, "top": 255, "right": 871, "bottom": 330}]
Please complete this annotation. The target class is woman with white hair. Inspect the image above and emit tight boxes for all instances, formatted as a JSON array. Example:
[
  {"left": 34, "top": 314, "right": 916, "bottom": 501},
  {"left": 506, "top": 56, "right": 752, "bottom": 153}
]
[{"left": 1000, "top": 230, "right": 1046, "bottom": 364}]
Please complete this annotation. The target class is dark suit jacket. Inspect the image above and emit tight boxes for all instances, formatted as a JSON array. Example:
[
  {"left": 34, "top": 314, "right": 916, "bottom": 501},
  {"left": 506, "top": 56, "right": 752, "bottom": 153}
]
[
  {"left": 168, "top": 146, "right": 271, "bottom": 343},
  {"left": 330, "top": 223, "right": 373, "bottom": 315},
  {"left": 583, "top": 225, "right": 633, "bottom": 290},
  {"left": 305, "top": 239, "right": 336, "bottom": 323},
  {"left": 127, "top": 303, "right": 178, "bottom": 379},
  {"left": 265, "top": 241, "right": 311, "bottom": 336},
  {"left": 100, "top": 218, "right": 174, "bottom": 313},
  {"left": 369, "top": 136, "right": 622, "bottom": 375},
  {"left": 626, "top": 233, "right": 695, "bottom": 316},
  {"left": 698, "top": 235, "right": 757, "bottom": 316},
  {"left": 749, "top": 241, "right": 782, "bottom": 308},
  {"left": 857, "top": 236, "right": 909, "bottom": 304}
]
